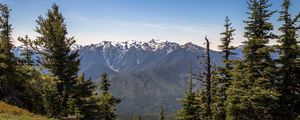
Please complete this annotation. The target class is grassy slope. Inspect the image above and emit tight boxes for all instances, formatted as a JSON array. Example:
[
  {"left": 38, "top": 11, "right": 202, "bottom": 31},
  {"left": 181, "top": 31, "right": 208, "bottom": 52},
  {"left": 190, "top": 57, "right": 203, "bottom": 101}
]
[{"left": 0, "top": 101, "right": 55, "bottom": 120}]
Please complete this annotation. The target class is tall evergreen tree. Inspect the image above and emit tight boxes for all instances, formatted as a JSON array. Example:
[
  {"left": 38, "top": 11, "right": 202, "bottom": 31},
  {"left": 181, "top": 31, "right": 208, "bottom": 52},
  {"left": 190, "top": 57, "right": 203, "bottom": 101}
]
[
  {"left": 176, "top": 63, "right": 199, "bottom": 120},
  {"left": 98, "top": 73, "right": 120, "bottom": 120},
  {"left": 211, "top": 16, "right": 236, "bottom": 120},
  {"left": 226, "top": 0, "right": 279, "bottom": 119},
  {"left": 275, "top": 0, "right": 300, "bottom": 119},
  {"left": 0, "top": 3, "right": 24, "bottom": 106},
  {"left": 34, "top": 4, "right": 80, "bottom": 117}
]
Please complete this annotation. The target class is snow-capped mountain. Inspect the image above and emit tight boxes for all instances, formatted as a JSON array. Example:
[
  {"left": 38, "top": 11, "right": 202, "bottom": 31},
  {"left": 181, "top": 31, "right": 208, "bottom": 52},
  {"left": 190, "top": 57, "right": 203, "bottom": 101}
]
[
  {"left": 77, "top": 39, "right": 225, "bottom": 115},
  {"left": 14, "top": 39, "right": 229, "bottom": 116},
  {"left": 78, "top": 39, "right": 215, "bottom": 78}
]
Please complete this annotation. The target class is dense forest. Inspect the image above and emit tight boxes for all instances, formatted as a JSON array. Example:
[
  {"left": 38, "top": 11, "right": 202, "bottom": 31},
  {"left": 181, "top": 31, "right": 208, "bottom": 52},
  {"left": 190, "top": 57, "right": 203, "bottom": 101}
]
[{"left": 0, "top": 0, "right": 299, "bottom": 120}]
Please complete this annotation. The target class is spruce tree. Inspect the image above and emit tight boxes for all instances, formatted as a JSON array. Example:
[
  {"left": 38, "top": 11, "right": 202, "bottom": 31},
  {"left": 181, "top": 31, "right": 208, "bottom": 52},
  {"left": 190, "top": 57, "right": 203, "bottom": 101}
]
[
  {"left": 226, "top": 0, "right": 279, "bottom": 119},
  {"left": 34, "top": 4, "right": 80, "bottom": 117},
  {"left": 74, "top": 74, "right": 101, "bottom": 120},
  {"left": 211, "top": 16, "right": 236, "bottom": 120},
  {"left": 0, "top": 3, "right": 24, "bottom": 105},
  {"left": 176, "top": 63, "right": 199, "bottom": 120},
  {"left": 275, "top": 0, "right": 300, "bottom": 119},
  {"left": 98, "top": 73, "right": 120, "bottom": 120}
]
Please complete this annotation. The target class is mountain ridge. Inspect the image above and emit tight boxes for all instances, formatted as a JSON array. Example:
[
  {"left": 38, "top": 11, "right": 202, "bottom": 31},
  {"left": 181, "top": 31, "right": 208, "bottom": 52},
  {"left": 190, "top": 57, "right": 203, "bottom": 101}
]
[
  {"left": 77, "top": 39, "right": 226, "bottom": 116},
  {"left": 14, "top": 39, "right": 241, "bottom": 116}
]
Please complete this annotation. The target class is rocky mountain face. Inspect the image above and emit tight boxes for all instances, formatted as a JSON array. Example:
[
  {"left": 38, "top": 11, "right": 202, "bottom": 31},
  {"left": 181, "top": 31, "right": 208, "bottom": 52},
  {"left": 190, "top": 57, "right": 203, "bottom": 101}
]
[{"left": 77, "top": 39, "right": 225, "bottom": 116}]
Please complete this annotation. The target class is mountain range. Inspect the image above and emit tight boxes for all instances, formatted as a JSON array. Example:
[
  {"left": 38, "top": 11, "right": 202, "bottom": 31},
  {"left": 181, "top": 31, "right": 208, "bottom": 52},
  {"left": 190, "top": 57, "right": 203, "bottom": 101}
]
[
  {"left": 15, "top": 39, "right": 242, "bottom": 117},
  {"left": 77, "top": 39, "right": 234, "bottom": 116}
]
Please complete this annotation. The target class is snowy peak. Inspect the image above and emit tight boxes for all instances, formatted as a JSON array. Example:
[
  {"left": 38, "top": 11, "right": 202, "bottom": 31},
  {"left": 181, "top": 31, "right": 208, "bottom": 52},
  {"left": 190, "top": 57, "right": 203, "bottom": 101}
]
[
  {"left": 78, "top": 39, "right": 207, "bottom": 73},
  {"left": 82, "top": 39, "right": 201, "bottom": 54}
]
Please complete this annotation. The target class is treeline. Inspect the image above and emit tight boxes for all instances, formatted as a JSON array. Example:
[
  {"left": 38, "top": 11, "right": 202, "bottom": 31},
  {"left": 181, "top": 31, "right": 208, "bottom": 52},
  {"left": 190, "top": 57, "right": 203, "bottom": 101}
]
[
  {"left": 0, "top": 3, "right": 120, "bottom": 120},
  {"left": 176, "top": 0, "right": 300, "bottom": 120}
]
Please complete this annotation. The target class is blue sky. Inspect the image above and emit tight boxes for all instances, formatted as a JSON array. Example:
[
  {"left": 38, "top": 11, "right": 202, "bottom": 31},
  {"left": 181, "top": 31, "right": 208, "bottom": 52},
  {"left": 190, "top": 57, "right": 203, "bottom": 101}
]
[{"left": 1, "top": 0, "right": 300, "bottom": 50}]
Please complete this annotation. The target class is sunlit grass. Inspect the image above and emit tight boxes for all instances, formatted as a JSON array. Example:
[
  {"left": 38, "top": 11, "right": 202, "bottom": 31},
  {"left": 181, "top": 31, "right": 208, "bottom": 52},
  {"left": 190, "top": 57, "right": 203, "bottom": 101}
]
[{"left": 0, "top": 101, "right": 56, "bottom": 120}]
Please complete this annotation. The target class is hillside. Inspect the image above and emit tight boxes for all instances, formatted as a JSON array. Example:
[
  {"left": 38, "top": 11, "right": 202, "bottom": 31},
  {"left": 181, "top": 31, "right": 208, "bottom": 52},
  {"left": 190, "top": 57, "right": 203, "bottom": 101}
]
[{"left": 0, "top": 101, "right": 55, "bottom": 120}]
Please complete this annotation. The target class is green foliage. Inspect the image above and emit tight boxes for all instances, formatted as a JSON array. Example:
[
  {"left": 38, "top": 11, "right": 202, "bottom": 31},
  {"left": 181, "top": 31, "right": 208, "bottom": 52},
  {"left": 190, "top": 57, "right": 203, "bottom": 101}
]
[
  {"left": 18, "top": 34, "right": 65, "bottom": 117},
  {"left": 18, "top": 35, "right": 35, "bottom": 65},
  {"left": 196, "top": 90, "right": 210, "bottom": 120},
  {"left": 33, "top": 4, "right": 80, "bottom": 117},
  {"left": 176, "top": 65, "right": 200, "bottom": 120},
  {"left": 1, "top": 1, "right": 300, "bottom": 119},
  {"left": 0, "top": 3, "right": 24, "bottom": 106},
  {"left": 38, "top": 75, "right": 62, "bottom": 117},
  {"left": 218, "top": 16, "right": 236, "bottom": 62},
  {"left": 226, "top": 0, "right": 279, "bottom": 119},
  {"left": 16, "top": 4, "right": 103, "bottom": 119},
  {"left": 0, "top": 3, "right": 104, "bottom": 119},
  {"left": 20, "top": 67, "right": 46, "bottom": 114},
  {"left": 97, "top": 73, "right": 120, "bottom": 120},
  {"left": 274, "top": 0, "right": 300, "bottom": 119},
  {"left": 211, "top": 16, "right": 236, "bottom": 120},
  {"left": 73, "top": 74, "right": 101, "bottom": 120}
]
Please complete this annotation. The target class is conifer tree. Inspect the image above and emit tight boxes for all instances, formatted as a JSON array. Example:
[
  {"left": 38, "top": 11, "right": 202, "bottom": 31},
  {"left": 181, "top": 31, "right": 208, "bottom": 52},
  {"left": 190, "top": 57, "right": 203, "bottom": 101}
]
[
  {"left": 226, "top": 0, "right": 279, "bottom": 119},
  {"left": 275, "top": 0, "right": 300, "bottom": 119},
  {"left": 98, "top": 73, "right": 120, "bottom": 120},
  {"left": 74, "top": 74, "right": 101, "bottom": 120},
  {"left": 176, "top": 63, "right": 199, "bottom": 120},
  {"left": 0, "top": 3, "right": 24, "bottom": 105},
  {"left": 17, "top": 49, "right": 45, "bottom": 114},
  {"left": 211, "top": 16, "right": 236, "bottom": 120},
  {"left": 34, "top": 4, "right": 80, "bottom": 117},
  {"left": 18, "top": 36, "right": 62, "bottom": 115},
  {"left": 18, "top": 35, "right": 64, "bottom": 115},
  {"left": 19, "top": 69, "right": 44, "bottom": 113}
]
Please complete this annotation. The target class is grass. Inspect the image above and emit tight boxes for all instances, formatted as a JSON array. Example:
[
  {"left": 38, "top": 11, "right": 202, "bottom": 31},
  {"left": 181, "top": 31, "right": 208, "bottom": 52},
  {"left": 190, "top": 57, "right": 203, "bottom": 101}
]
[{"left": 0, "top": 101, "right": 56, "bottom": 120}]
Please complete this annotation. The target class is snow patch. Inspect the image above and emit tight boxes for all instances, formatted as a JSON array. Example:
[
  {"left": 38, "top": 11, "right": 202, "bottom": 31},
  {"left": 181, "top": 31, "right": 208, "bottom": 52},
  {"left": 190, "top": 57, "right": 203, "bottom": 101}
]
[{"left": 105, "top": 59, "right": 120, "bottom": 72}]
